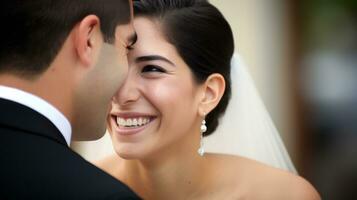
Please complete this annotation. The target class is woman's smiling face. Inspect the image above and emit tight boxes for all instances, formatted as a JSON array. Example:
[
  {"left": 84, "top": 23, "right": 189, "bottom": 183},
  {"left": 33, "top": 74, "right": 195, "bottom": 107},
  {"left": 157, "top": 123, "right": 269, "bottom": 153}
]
[{"left": 107, "top": 17, "right": 203, "bottom": 159}]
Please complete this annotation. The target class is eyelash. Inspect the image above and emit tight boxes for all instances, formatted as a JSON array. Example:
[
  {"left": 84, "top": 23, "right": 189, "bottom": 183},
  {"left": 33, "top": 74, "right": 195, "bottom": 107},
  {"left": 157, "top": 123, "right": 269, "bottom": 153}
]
[
  {"left": 141, "top": 65, "right": 166, "bottom": 73},
  {"left": 127, "top": 45, "right": 134, "bottom": 50},
  {"left": 125, "top": 46, "right": 133, "bottom": 54}
]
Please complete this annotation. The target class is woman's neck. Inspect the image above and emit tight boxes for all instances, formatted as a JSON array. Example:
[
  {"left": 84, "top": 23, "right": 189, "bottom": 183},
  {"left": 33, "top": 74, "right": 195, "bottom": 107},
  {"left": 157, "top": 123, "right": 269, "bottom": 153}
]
[
  {"left": 124, "top": 155, "right": 209, "bottom": 199},
  {"left": 116, "top": 136, "right": 212, "bottom": 199}
]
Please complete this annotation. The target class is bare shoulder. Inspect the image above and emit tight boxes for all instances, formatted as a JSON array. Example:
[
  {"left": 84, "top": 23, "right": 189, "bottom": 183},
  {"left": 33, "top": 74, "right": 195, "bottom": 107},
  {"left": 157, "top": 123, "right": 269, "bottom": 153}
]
[
  {"left": 286, "top": 175, "right": 321, "bottom": 200},
  {"left": 207, "top": 153, "right": 321, "bottom": 200}
]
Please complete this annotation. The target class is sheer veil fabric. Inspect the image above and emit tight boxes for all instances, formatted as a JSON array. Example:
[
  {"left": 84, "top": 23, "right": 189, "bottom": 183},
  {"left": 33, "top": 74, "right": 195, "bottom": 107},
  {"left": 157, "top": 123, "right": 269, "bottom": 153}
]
[
  {"left": 205, "top": 54, "right": 297, "bottom": 173},
  {"left": 72, "top": 54, "right": 296, "bottom": 173}
]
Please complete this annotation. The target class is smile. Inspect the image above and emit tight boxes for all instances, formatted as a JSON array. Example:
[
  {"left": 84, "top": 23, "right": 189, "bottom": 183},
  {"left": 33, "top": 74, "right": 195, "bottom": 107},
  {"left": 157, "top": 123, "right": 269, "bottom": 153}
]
[
  {"left": 116, "top": 117, "right": 152, "bottom": 128},
  {"left": 110, "top": 113, "right": 156, "bottom": 136}
]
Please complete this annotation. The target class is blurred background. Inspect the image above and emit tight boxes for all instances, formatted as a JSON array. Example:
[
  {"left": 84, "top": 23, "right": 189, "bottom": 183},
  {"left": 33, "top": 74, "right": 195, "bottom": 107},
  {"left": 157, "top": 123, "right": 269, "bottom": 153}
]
[
  {"left": 73, "top": 0, "right": 357, "bottom": 199},
  {"left": 210, "top": 0, "right": 357, "bottom": 199}
]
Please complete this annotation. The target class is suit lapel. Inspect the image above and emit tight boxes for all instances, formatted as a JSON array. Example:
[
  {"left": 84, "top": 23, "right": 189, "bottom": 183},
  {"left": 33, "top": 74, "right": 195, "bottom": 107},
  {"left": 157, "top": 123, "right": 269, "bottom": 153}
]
[{"left": 0, "top": 98, "right": 67, "bottom": 146}]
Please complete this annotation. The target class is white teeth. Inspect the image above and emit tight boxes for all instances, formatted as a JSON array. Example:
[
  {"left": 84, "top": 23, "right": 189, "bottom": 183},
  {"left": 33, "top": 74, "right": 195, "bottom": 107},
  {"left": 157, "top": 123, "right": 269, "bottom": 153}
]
[
  {"left": 116, "top": 117, "right": 151, "bottom": 127},
  {"left": 127, "top": 119, "right": 132, "bottom": 126},
  {"left": 116, "top": 118, "right": 124, "bottom": 126}
]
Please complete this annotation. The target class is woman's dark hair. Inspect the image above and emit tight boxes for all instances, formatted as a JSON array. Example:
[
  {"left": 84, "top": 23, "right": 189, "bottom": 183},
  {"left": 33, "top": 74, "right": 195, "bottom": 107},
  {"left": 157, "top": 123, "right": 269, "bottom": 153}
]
[
  {"left": 134, "top": 0, "right": 234, "bottom": 136},
  {"left": 0, "top": 0, "right": 131, "bottom": 76}
]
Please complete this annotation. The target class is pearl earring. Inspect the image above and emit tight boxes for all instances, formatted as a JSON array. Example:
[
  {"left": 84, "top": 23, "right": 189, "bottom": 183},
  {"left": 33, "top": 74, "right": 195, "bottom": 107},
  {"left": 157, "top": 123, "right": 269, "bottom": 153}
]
[{"left": 198, "top": 117, "right": 207, "bottom": 156}]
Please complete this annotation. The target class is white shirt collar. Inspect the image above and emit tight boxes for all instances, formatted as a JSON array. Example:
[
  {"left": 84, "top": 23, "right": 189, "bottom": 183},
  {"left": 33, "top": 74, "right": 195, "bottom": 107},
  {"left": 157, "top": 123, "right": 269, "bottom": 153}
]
[{"left": 0, "top": 85, "right": 72, "bottom": 146}]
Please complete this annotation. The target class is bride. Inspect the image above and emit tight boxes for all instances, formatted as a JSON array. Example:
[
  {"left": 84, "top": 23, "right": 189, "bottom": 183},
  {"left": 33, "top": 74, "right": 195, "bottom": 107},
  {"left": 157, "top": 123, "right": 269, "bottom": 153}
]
[{"left": 92, "top": 0, "right": 320, "bottom": 199}]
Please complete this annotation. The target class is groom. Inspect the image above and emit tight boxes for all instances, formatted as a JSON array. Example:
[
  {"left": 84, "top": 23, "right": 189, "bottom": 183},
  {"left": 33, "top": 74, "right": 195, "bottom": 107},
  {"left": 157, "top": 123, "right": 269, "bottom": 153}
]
[{"left": 0, "top": 0, "right": 140, "bottom": 199}]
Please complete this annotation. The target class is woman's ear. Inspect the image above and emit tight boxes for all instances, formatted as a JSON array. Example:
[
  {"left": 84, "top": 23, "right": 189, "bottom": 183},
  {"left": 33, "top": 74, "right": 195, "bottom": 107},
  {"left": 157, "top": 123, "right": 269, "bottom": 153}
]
[
  {"left": 198, "top": 73, "right": 226, "bottom": 116},
  {"left": 73, "top": 15, "right": 102, "bottom": 67}
]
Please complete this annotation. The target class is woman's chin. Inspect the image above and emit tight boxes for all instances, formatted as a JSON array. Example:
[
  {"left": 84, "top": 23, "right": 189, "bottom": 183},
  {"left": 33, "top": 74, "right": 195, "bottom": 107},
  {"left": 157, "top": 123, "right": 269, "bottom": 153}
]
[
  {"left": 113, "top": 147, "right": 146, "bottom": 160},
  {"left": 118, "top": 152, "right": 140, "bottom": 160},
  {"left": 114, "top": 146, "right": 162, "bottom": 161}
]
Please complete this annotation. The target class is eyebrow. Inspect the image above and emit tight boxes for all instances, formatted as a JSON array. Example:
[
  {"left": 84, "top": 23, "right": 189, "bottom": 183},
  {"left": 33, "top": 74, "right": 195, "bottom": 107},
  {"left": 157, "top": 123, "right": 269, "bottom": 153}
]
[{"left": 135, "top": 55, "right": 175, "bottom": 66}]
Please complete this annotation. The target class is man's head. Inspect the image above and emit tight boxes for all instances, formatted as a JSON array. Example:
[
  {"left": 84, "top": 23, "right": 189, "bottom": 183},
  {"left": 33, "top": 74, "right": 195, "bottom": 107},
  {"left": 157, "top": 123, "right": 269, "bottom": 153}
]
[
  {"left": 1, "top": 0, "right": 133, "bottom": 76},
  {"left": 0, "top": 0, "right": 136, "bottom": 141}
]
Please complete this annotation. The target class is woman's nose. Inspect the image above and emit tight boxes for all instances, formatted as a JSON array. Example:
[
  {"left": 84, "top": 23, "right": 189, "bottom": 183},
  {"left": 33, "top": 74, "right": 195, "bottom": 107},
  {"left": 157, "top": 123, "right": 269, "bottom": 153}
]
[{"left": 112, "top": 74, "right": 140, "bottom": 106}]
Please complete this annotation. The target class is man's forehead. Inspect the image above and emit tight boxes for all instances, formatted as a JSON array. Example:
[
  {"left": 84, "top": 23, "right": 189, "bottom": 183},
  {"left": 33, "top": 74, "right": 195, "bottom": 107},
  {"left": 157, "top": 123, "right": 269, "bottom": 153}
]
[
  {"left": 129, "top": 0, "right": 134, "bottom": 19},
  {"left": 116, "top": 24, "right": 136, "bottom": 46}
]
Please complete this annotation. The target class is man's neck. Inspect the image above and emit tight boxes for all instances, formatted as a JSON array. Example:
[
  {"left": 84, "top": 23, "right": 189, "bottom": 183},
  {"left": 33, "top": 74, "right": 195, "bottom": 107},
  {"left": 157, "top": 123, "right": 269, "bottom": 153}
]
[{"left": 0, "top": 73, "right": 73, "bottom": 124}]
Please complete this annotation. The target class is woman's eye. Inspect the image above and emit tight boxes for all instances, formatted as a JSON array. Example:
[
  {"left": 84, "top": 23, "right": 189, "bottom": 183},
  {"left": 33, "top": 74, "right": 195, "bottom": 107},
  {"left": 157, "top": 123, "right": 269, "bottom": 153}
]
[{"left": 141, "top": 65, "right": 166, "bottom": 73}]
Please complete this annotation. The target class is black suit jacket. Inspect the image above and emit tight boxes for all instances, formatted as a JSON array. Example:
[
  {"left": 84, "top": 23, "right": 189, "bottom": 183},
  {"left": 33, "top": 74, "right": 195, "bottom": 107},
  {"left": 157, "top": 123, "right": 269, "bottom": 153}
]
[{"left": 0, "top": 98, "right": 141, "bottom": 199}]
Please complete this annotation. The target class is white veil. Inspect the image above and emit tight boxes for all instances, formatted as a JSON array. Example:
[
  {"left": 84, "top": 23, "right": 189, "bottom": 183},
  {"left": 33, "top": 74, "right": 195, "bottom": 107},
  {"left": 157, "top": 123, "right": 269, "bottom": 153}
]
[
  {"left": 205, "top": 54, "right": 297, "bottom": 173},
  {"left": 72, "top": 54, "right": 296, "bottom": 173}
]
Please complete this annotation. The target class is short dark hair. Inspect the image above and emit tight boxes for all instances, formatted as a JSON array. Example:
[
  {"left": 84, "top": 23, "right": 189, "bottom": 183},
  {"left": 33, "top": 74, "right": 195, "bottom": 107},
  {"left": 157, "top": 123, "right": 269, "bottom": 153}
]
[
  {"left": 0, "top": 0, "right": 131, "bottom": 77},
  {"left": 134, "top": 0, "right": 234, "bottom": 136}
]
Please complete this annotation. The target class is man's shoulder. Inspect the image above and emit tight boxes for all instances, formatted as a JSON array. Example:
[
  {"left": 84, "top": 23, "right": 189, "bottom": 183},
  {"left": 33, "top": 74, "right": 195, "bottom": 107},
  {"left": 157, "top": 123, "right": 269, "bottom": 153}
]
[{"left": 0, "top": 128, "right": 140, "bottom": 199}]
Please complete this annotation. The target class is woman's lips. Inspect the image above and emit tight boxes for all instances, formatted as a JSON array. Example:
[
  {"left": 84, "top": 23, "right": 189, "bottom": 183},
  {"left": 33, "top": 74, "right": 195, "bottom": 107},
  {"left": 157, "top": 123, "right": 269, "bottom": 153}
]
[{"left": 111, "top": 114, "right": 156, "bottom": 135}]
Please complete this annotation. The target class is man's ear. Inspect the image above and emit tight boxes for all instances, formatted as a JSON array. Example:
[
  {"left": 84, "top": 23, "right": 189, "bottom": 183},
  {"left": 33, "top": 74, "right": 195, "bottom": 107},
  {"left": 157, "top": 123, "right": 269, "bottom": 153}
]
[
  {"left": 198, "top": 73, "right": 226, "bottom": 116},
  {"left": 73, "top": 15, "right": 102, "bottom": 67}
]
